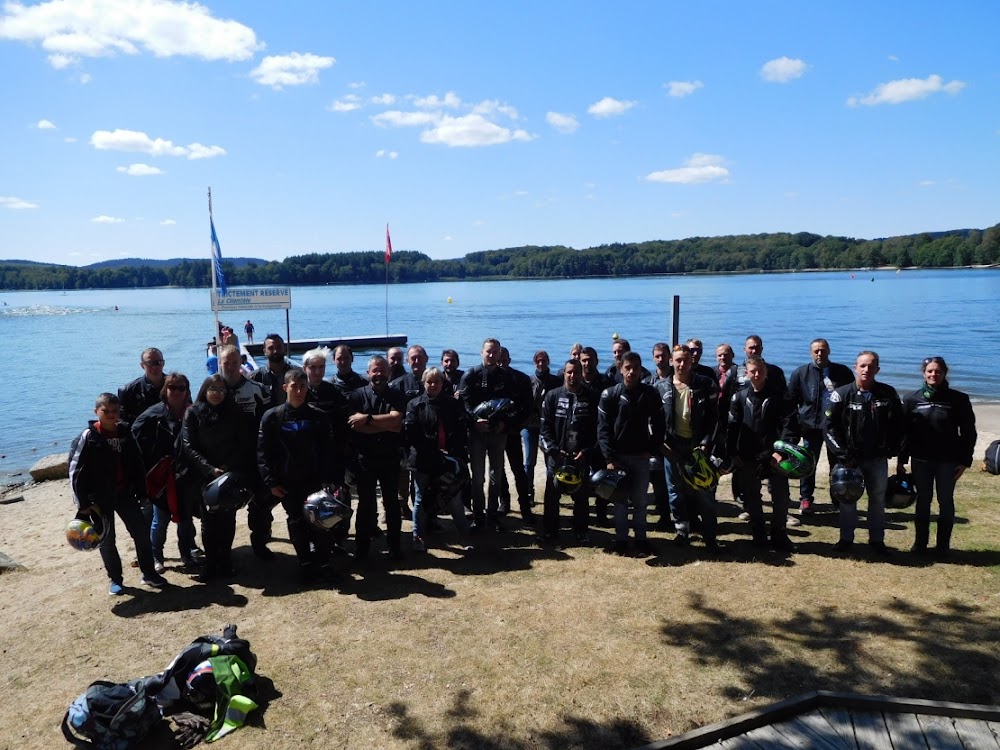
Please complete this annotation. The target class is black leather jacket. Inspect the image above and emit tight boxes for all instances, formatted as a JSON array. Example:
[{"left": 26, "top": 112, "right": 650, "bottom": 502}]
[
  {"left": 181, "top": 401, "right": 256, "bottom": 481},
  {"left": 899, "top": 384, "right": 977, "bottom": 466},
  {"left": 727, "top": 382, "right": 799, "bottom": 463},
  {"left": 788, "top": 360, "right": 854, "bottom": 431},
  {"left": 656, "top": 374, "right": 720, "bottom": 452},
  {"left": 403, "top": 393, "right": 470, "bottom": 472},
  {"left": 824, "top": 381, "right": 902, "bottom": 462}
]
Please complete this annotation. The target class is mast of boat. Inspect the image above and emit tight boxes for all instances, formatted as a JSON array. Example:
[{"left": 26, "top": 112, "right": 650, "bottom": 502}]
[{"left": 208, "top": 187, "right": 221, "bottom": 349}]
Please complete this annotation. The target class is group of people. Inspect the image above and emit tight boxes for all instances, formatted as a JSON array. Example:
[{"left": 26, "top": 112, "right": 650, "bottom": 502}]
[{"left": 67, "top": 331, "right": 978, "bottom": 595}]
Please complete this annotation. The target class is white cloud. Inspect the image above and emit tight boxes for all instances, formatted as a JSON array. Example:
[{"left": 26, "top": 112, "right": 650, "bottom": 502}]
[
  {"left": 645, "top": 153, "right": 730, "bottom": 184},
  {"left": 64, "top": 136, "right": 77, "bottom": 143},
  {"left": 375, "top": 149, "right": 398, "bottom": 159},
  {"left": 918, "top": 180, "right": 936, "bottom": 187},
  {"left": 420, "top": 114, "right": 534, "bottom": 147},
  {"left": 888, "top": 55, "right": 899, "bottom": 62},
  {"left": 0, "top": 0, "right": 262, "bottom": 68},
  {"left": 90, "top": 129, "right": 226, "bottom": 159},
  {"left": 160, "top": 219, "right": 176, "bottom": 225},
  {"left": 36, "top": 118, "right": 56, "bottom": 129},
  {"left": 116, "top": 163, "right": 164, "bottom": 176},
  {"left": 587, "top": 96, "right": 636, "bottom": 118},
  {"left": 664, "top": 80, "right": 703, "bottom": 98},
  {"left": 372, "top": 110, "right": 439, "bottom": 127},
  {"left": 760, "top": 56, "right": 808, "bottom": 83},
  {"left": 0, "top": 195, "right": 38, "bottom": 209},
  {"left": 412, "top": 91, "right": 462, "bottom": 109},
  {"left": 369, "top": 93, "right": 396, "bottom": 105},
  {"left": 91, "top": 215, "right": 124, "bottom": 223},
  {"left": 249, "top": 52, "right": 334, "bottom": 89},
  {"left": 78, "top": 72, "right": 91, "bottom": 83},
  {"left": 847, "top": 74, "right": 966, "bottom": 107},
  {"left": 473, "top": 100, "right": 519, "bottom": 118},
  {"left": 329, "top": 94, "right": 361, "bottom": 112},
  {"left": 546, "top": 111, "right": 580, "bottom": 134},
  {"left": 348, "top": 80, "right": 366, "bottom": 89}
]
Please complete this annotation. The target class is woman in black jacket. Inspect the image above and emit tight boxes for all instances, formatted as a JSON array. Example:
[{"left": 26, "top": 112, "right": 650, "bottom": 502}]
[
  {"left": 132, "top": 372, "right": 199, "bottom": 571},
  {"left": 404, "top": 367, "right": 472, "bottom": 551},
  {"left": 897, "top": 357, "right": 977, "bottom": 556},
  {"left": 181, "top": 374, "right": 254, "bottom": 579}
]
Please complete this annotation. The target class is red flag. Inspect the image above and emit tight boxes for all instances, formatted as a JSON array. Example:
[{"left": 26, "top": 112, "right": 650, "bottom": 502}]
[{"left": 385, "top": 224, "right": 392, "bottom": 265}]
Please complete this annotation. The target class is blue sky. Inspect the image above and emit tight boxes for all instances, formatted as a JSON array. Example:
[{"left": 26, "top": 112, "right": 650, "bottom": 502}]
[{"left": 1, "top": 1, "right": 998, "bottom": 266}]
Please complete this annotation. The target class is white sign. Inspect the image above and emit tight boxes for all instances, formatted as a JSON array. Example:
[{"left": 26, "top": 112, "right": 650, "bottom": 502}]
[{"left": 210, "top": 287, "right": 292, "bottom": 311}]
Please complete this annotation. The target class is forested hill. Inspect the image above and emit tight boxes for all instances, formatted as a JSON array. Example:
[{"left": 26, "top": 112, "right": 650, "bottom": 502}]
[{"left": 3, "top": 224, "right": 998, "bottom": 290}]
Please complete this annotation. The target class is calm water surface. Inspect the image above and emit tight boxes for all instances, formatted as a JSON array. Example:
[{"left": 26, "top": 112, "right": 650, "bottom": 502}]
[{"left": 2, "top": 269, "right": 998, "bottom": 482}]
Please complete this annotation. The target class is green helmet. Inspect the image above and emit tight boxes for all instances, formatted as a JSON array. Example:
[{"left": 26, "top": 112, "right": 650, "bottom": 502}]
[{"left": 772, "top": 440, "right": 815, "bottom": 479}]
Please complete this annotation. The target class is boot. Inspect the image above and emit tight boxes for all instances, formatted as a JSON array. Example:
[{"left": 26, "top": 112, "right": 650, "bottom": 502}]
[
  {"left": 935, "top": 521, "right": 953, "bottom": 558},
  {"left": 910, "top": 521, "right": 930, "bottom": 554}
]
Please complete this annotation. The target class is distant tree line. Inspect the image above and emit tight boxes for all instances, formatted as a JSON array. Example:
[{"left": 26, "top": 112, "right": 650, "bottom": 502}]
[{"left": 3, "top": 225, "right": 998, "bottom": 290}]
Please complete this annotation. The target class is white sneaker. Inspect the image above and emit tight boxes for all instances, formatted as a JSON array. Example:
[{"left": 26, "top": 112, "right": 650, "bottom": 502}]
[
  {"left": 786, "top": 515, "right": 801, "bottom": 528},
  {"left": 154, "top": 560, "right": 166, "bottom": 574},
  {"left": 738, "top": 511, "right": 750, "bottom": 521}
]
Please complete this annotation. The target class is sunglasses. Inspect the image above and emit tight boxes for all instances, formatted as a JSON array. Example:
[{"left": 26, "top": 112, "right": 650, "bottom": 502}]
[
  {"left": 166, "top": 384, "right": 187, "bottom": 392},
  {"left": 144, "top": 359, "right": 165, "bottom": 366}
]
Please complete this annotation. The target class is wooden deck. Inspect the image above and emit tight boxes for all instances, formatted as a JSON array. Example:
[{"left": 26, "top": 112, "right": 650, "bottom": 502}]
[
  {"left": 638, "top": 692, "right": 1000, "bottom": 750},
  {"left": 245, "top": 333, "right": 407, "bottom": 357}
]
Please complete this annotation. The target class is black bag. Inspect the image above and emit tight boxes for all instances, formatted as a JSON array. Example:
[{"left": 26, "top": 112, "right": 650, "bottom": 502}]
[
  {"left": 984, "top": 439, "right": 1000, "bottom": 475},
  {"left": 62, "top": 678, "right": 162, "bottom": 750}
]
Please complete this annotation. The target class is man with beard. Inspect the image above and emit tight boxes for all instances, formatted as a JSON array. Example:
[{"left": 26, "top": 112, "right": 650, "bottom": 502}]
[
  {"left": 346, "top": 355, "right": 406, "bottom": 561},
  {"left": 251, "top": 334, "right": 292, "bottom": 406},
  {"left": 606, "top": 338, "right": 650, "bottom": 384},
  {"left": 441, "top": 349, "right": 464, "bottom": 393},
  {"left": 540, "top": 359, "right": 599, "bottom": 544},
  {"left": 387, "top": 347, "right": 405, "bottom": 382}
]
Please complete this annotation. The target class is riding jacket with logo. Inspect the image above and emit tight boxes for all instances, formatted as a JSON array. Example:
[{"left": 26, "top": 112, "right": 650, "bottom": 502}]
[{"left": 824, "top": 381, "right": 902, "bottom": 462}]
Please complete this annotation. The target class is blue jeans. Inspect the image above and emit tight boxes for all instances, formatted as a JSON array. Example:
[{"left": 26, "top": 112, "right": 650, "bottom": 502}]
[
  {"left": 838, "top": 457, "right": 888, "bottom": 544},
  {"left": 797, "top": 428, "right": 828, "bottom": 501},
  {"left": 612, "top": 453, "right": 652, "bottom": 543},
  {"left": 521, "top": 426, "right": 540, "bottom": 490},
  {"left": 413, "top": 472, "right": 470, "bottom": 542},
  {"left": 150, "top": 501, "right": 197, "bottom": 563}
]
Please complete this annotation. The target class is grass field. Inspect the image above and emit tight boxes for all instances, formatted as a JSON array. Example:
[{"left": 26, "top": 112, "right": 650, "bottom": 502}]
[{"left": 1, "top": 462, "right": 998, "bottom": 750}]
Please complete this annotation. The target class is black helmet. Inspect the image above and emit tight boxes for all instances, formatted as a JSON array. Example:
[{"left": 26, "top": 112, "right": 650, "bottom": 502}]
[
  {"left": 554, "top": 464, "right": 584, "bottom": 495},
  {"left": 885, "top": 472, "right": 917, "bottom": 509},
  {"left": 472, "top": 398, "right": 516, "bottom": 426},
  {"left": 202, "top": 472, "right": 254, "bottom": 513},
  {"left": 66, "top": 507, "right": 109, "bottom": 551},
  {"left": 303, "top": 487, "right": 353, "bottom": 530},
  {"left": 830, "top": 464, "right": 865, "bottom": 504},
  {"left": 433, "top": 455, "right": 469, "bottom": 499},
  {"left": 590, "top": 468, "right": 630, "bottom": 504}
]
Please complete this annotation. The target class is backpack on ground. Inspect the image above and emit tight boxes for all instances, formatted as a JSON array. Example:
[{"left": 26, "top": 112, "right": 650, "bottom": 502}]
[
  {"left": 62, "top": 678, "right": 162, "bottom": 750},
  {"left": 984, "top": 439, "right": 1000, "bottom": 475}
]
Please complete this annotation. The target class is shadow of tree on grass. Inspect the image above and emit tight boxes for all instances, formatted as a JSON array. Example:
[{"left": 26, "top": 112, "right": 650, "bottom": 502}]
[{"left": 661, "top": 592, "right": 1000, "bottom": 705}]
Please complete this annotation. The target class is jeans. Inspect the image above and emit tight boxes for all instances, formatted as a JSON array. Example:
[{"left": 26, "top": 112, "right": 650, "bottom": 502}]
[
  {"left": 150, "top": 498, "right": 197, "bottom": 563},
  {"left": 612, "top": 453, "right": 652, "bottom": 543},
  {"left": 469, "top": 430, "right": 507, "bottom": 517},
  {"left": 413, "top": 472, "right": 470, "bottom": 542},
  {"left": 732, "top": 463, "right": 789, "bottom": 543},
  {"left": 912, "top": 458, "right": 957, "bottom": 549},
  {"left": 521, "top": 426, "right": 540, "bottom": 489},
  {"left": 839, "top": 457, "right": 888, "bottom": 544},
  {"left": 100, "top": 491, "right": 157, "bottom": 584}
]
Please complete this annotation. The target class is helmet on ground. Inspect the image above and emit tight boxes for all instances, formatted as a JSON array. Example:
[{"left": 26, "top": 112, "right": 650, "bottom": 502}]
[
  {"left": 772, "top": 440, "right": 815, "bottom": 479},
  {"left": 830, "top": 464, "right": 865, "bottom": 504},
  {"left": 681, "top": 450, "right": 719, "bottom": 491},
  {"left": 185, "top": 659, "right": 216, "bottom": 708},
  {"left": 553, "top": 464, "right": 584, "bottom": 495},
  {"left": 303, "top": 487, "right": 353, "bottom": 530},
  {"left": 590, "top": 468, "right": 630, "bottom": 505},
  {"left": 202, "top": 471, "right": 254, "bottom": 513},
  {"left": 472, "top": 398, "right": 516, "bottom": 426},
  {"left": 66, "top": 507, "right": 108, "bottom": 551},
  {"left": 885, "top": 472, "right": 917, "bottom": 509}
]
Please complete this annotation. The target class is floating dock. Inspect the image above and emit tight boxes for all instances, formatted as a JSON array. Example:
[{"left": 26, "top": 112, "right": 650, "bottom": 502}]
[{"left": 245, "top": 333, "right": 407, "bottom": 357}]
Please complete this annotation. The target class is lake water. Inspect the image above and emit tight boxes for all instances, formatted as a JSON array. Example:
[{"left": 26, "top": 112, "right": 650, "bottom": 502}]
[{"left": 2, "top": 268, "right": 998, "bottom": 484}]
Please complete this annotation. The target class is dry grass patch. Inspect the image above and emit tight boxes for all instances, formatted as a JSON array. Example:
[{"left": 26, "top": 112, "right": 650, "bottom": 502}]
[{"left": 1, "top": 466, "right": 999, "bottom": 750}]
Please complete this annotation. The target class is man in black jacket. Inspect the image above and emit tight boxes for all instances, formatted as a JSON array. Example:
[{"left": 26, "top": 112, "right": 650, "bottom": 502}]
[
  {"left": 491, "top": 347, "right": 535, "bottom": 522},
  {"left": 540, "top": 359, "right": 600, "bottom": 544},
  {"left": 118, "top": 347, "right": 166, "bottom": 424},
  {"left": 787, "top": 339, "right": 854, "bottom": 514},
  {"left": 250, "top": 334, "right": 292, "bottom": 407},
  {"left": 727, "top": 356, "right": 799, "bottom": 551},
  {"left": 824, "top": 351, "right": 903, "bottom": 554},
  {"left": 598, "top": 352, "right": 665, "bottom": 555}
]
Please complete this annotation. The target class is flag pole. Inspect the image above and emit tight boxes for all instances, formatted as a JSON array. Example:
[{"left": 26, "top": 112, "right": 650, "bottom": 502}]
[{"left": 209, "top": 187, "right": 221, "bottom": 348}]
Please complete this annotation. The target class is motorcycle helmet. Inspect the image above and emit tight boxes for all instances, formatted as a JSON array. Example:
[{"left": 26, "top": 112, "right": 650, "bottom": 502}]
[
  {"left": 553, "top": 464, "right": 584, "bottom": 495},
  {"left": 472, "top": 398, "right": 516, "bottom": 426},
  {"left": 66, "top": 507, "right": 108, "bottom": 551},
  {"left": 590, "top": 468, "right": 630, "bottom": 504},
  {"left": 433, "top": 455, "right": 469, "bottom": 499},
  {"left": 202, "top": 472, "right": 254, "bottom": 513},
  {"left": 830, "top": 464, "right": 865, "bottom": 504},
  {"left": 885, "top": 472, "right": 917, "bottom": 509},
  {"left": 680, "top": 450, "right": 719, "bottom": 491},
  {"left": 185, "top": 660, "right": 216, "bottom": 708},
  {"left": 772, "top": 440, "right": 815, "bottom": 479},
  {"left": 303, "top": 487, "right": 353, "bottom": 530}
]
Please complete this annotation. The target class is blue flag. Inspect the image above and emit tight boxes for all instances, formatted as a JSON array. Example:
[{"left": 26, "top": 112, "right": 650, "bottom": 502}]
[{"left": 210, "top": 217, "right": 228, "bottom": 296}]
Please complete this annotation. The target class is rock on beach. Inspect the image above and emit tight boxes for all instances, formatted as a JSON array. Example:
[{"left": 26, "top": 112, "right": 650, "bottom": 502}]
[{"left": 29, "top": 453, "right": 69, "bottom": 483}]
